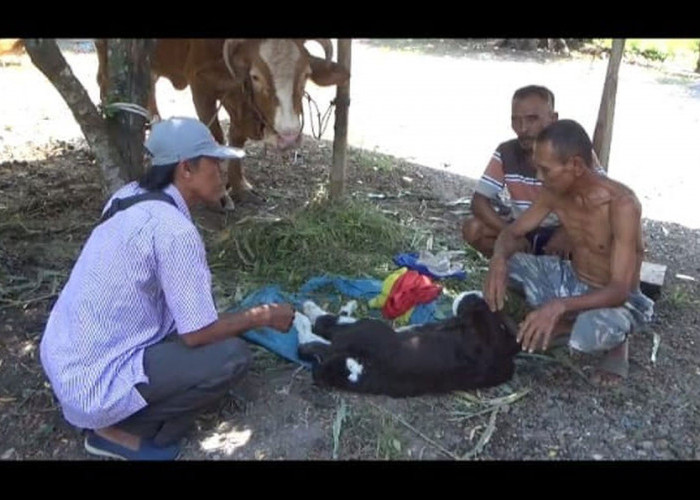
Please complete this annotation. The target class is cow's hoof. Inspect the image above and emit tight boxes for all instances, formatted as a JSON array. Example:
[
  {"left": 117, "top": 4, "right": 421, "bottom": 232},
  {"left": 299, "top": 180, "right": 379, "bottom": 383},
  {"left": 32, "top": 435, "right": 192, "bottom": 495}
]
[
  {"left": 232, "top": 188, "right": 266, "bottom": 205},
  {"left": 219, "top": 194, "right": 236, "bottom": 212}
]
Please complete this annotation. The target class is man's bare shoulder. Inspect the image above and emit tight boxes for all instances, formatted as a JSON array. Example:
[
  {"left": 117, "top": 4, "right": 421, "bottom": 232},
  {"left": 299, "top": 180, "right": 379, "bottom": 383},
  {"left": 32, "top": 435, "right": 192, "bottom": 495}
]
[{"left": 587, "top": 174, "right": 640, "bottom": 209}]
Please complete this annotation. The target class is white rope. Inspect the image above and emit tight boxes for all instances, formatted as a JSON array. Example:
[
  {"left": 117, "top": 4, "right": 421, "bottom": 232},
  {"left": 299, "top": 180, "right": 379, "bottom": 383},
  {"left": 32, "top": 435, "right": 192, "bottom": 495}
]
[{"left": 103, "top": 102, "right": 155, "bottom": 122}]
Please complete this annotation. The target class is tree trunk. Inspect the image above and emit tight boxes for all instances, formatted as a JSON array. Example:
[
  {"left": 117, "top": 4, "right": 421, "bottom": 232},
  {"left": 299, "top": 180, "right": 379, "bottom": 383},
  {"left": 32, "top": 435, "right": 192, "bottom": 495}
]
[
  {"left": 592, "top": 39, "right": 625, "bottom": 172},
  {"left": 104, "top": 39, "right": 154, "bottom": 181},
  {"left": 695, "top": 49, "right": 700, "bottom": 73},
  {"left": 23, "top": 39, "right": 125, "bottom": 195},
  {"left": 330, "top": 39, "right": 351, "bottom": 201}
]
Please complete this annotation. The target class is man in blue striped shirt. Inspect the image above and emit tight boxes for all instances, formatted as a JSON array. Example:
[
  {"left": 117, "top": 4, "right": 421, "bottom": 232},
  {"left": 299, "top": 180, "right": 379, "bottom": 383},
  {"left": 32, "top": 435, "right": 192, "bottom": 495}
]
[{"left": 40, "top": 117, "right": 295, "bottom": 460}]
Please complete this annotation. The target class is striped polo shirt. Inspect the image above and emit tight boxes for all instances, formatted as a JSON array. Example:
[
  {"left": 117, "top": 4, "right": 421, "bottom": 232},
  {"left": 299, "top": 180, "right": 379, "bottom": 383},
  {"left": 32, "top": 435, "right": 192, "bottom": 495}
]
[
  {"left": 475, "top": 139, "right": 605, "bottom": 227},
  {"left": 40, "top": 182, "right": 219, "bottom": 430},
  {"left": 475, "top": 139, "right": 560, "bottom": 227}
]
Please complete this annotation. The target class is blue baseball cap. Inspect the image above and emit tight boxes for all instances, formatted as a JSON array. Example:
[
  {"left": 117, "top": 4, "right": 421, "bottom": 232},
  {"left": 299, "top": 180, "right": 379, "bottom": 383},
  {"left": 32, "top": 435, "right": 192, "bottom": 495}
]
[{"left": 145, "top": 117, "right": 245, "bottom": 166}]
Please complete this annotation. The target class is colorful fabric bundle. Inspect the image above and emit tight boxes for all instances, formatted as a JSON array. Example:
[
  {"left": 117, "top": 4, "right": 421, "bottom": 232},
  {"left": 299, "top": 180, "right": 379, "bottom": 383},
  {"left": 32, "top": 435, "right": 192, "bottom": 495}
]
[{"left": 369, "top": 267, "right": 442, "bottom": 324}]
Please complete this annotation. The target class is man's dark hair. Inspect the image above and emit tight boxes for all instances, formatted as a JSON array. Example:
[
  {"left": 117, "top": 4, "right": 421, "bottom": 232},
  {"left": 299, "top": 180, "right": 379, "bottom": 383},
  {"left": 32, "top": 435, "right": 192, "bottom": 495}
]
[
  {"left": 536, "top": 119, "right": 593, "bottom": 168},
  {"left": 138, "top": 156, "right": 204, "bottom": 191},
  {"left": 138, "top": 163, "right": 177, "bottom": 191},
  {"left": 513, "top": 85, "right": 555, "bottom": 109}
]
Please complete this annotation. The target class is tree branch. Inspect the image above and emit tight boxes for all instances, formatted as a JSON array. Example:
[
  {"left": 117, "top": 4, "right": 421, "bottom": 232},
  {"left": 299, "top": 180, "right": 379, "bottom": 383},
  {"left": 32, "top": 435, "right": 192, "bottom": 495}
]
[{"left": 23, "top": 38, "right": 126, "bottom": 195}]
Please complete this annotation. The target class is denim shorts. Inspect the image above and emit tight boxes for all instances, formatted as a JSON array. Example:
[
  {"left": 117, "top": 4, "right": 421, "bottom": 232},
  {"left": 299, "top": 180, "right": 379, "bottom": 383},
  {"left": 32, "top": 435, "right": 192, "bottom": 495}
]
[{"left": 507, "top": 253, "right": 655, "bottom": 353}]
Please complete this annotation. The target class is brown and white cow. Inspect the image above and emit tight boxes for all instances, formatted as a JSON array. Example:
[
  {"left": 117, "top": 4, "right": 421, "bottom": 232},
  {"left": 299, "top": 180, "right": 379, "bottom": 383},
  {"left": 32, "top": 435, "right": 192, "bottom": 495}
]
[
  {"left": 0, "top": 39, "right": 23, "bottom": 55},
  {"left": 95, "top": 39, "right": 350, "bottom": 208}
]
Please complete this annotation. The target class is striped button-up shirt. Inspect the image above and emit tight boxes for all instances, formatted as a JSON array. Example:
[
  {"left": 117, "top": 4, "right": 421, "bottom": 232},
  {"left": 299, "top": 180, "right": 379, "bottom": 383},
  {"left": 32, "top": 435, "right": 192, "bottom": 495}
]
[{"left": 40, "top": 182, "right": 218, "bottom": 430}]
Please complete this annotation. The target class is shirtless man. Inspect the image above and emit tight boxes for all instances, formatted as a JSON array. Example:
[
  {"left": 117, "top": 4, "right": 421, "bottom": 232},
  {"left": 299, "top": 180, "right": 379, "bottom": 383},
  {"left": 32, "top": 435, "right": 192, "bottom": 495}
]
[{"left": 483, "top": 119, "right": 654, "bottom": 386}]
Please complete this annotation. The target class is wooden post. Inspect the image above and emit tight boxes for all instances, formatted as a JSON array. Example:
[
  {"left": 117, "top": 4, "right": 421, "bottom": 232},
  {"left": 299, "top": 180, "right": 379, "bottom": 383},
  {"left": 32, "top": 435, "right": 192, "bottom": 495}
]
[
  {"left": 330, "top": 39, "right": 351, "bottom": 200},
  {"left": 592, "top": 38, "right": 625, "bottom": 172}
]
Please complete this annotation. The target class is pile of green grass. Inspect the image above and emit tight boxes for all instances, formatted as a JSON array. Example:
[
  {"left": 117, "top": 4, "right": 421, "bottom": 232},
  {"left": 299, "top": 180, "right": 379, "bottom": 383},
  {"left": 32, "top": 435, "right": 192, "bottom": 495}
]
[{"left": 207, "top": 198, "right": 424, "bottom": 296}]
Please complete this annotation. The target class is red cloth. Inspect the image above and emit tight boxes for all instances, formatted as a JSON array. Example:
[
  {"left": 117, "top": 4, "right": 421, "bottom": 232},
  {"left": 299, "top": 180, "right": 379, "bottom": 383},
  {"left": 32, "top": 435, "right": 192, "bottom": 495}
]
[{"left": 382, "top": 270, "right": 442, "bottom": 319}]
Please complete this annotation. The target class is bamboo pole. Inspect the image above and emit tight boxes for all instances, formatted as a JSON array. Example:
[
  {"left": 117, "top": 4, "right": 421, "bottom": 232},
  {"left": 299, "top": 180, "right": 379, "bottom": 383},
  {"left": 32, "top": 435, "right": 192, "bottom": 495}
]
[
  {"left": 330, "top": 39, "right": 351, "bottom": 200},
  {"left": 592, "top": 39, "right": 625, "bottom": 172}
]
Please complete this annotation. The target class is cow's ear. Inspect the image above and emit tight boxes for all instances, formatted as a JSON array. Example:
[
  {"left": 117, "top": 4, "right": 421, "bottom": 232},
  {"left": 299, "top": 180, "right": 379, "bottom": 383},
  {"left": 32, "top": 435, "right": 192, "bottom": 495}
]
[{"left": 309, "top": 57, "right": 350, "bottom": 87}]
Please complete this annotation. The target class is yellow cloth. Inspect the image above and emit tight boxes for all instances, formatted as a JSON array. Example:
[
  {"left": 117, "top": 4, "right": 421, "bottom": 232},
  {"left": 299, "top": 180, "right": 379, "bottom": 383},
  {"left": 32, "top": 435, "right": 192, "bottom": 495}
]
[{"left": 368, "top": 267, "right": 413, "bottom": 326}]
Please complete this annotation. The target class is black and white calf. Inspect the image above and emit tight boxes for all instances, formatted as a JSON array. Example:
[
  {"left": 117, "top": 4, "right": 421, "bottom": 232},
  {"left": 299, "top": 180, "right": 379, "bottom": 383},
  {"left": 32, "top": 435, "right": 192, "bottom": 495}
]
[{"left": 295, "top": 292, "right": 521, "bottom": 397}]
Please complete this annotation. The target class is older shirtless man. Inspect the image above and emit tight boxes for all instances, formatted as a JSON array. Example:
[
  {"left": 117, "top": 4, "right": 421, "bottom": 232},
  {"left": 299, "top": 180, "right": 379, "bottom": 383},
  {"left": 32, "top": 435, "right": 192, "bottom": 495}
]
[{"left": 483, "top": 120, "right": 654, "bottom": 386}]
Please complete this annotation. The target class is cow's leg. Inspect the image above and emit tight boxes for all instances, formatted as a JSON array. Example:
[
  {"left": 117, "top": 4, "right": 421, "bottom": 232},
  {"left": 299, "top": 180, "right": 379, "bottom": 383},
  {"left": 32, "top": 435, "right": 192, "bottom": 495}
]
[
  {"left": 225, "top": 137, "right": 264, "bottom": 206},
  {"left": 148, "top": 73, "right": 161, "bottom": 121},
  {"left": 294, "top": 311, "right": 330, "bottom": 346},
  {"left": 191, "top": 84, "right": 225, "bottom": 144},
  {"left": 302, "top": 301, "right": 332, "bottom": 324},
  {"left": 189, "top": 84, "right": 236, "bottom": 210},
  {"left": 224, "top": 157, "right": 258, "bottom": 206}
]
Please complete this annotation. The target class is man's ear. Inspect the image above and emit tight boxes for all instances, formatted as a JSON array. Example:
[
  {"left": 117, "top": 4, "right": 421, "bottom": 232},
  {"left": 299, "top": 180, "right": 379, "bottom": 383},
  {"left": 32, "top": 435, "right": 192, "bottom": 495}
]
[
  {"left": 552, "top": 111, "right": 559, "bottom": 121},
  {"left": 177, "top": 160, "right": 193, "bottom": 179},
  {"left": 570, "top": 155, "right": 586, "bottom": 175}
]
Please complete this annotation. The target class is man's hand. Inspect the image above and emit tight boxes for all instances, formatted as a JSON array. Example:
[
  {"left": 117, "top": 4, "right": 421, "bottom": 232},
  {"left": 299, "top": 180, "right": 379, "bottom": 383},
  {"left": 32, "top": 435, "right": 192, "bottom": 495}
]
[
  {"left": 543, "top": 227, "right": 574, "bottom": 260},
  {"left": 484, "top": 256, "right": 509, "bottom": 312},
  {"left": 517, "top": 299, "right": 566, "bottom": 352},
  {"left": 257, "top": 303, "right": 295, "bottom": 333}
]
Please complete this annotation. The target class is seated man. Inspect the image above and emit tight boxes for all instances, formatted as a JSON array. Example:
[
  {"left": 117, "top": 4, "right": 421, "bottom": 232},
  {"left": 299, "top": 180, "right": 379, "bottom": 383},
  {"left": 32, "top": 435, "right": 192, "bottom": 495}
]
[
  {"left": 463, "top": 85, "right": 602, "bottom": 258},
  {"left": 483, "top": 119, "right": 654, "bottom": 387},
  {"left": 40, "top": 117, "right": 294, "bottom": 460}
]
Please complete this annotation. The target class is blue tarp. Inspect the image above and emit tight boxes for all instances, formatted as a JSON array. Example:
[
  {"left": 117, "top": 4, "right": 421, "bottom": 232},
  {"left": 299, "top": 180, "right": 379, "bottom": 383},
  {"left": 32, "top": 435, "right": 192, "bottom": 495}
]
[{"left": 228, "top": 274, "right": 455, "bottom": 368}]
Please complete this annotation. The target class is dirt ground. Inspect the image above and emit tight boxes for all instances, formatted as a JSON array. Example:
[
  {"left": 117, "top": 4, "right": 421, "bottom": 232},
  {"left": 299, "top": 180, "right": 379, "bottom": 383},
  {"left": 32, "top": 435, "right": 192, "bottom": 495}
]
[{"left": 1, "top": 40, "right": 699, "bottom": 462}]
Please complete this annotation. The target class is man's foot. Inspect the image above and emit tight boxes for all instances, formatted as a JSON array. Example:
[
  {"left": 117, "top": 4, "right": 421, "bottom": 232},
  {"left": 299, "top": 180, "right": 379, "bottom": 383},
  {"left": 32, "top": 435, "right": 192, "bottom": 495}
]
[
  {"left": 590, "top": 340, "right": 629, "bottom": 388},
  {"left": 84, "top": 430, "right": 181, "bottom": 461},
  {"left": 94, "top": 426, "right": 140, "bottom": 450}
]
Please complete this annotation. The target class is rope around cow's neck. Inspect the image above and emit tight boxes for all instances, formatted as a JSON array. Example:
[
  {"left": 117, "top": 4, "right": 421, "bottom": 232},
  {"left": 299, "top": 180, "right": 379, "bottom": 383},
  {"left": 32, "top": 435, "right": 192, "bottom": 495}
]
[{"left": 304, "top": 92, "right": 335, "bottom": 140}]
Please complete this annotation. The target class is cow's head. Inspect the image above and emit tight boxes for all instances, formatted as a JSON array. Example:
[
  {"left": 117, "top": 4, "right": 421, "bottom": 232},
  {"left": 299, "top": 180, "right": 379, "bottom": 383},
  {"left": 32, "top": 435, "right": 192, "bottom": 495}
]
[{"left": 222, "top": 39, "right": 350, "bottom": 150}]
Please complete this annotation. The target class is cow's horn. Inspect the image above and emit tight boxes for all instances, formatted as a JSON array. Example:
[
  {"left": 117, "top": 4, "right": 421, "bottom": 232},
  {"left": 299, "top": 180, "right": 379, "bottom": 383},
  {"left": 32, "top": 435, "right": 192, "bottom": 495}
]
[{"left": 307, "top": 39, "right": 333, "bottom": 62}]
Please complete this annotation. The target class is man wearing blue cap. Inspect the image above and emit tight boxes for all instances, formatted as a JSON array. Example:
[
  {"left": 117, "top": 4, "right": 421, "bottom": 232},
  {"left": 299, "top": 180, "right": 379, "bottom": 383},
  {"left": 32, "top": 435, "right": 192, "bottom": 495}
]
[{"left": 40, "top": 117, "right": 295, "bottom": 460}]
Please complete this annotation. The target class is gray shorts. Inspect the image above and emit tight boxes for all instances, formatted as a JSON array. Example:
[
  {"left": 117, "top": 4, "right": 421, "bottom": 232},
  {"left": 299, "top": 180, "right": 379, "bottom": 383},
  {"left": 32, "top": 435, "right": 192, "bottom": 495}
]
[{"left": 507, "top": 253, "right": 655, "bottom": 353}]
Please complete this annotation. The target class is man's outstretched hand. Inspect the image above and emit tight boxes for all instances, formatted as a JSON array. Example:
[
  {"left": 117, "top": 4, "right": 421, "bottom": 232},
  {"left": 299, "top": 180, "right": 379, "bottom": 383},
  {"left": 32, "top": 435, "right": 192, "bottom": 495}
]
[
  {"left": 517, "top": 299, "right": 566, "bottom": 352},
  {"left": 484, "top": 256, "right": 508, "bottom": 312},
  {"left": 257, "top": 303, "right": 295, "bottom": 332}
]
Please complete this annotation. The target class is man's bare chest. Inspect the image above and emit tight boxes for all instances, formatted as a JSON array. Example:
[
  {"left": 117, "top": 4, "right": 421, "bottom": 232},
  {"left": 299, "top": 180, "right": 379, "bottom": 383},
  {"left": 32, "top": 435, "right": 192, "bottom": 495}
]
[{"left": 555, "top": 199, "right": 612, "bottom": 255}]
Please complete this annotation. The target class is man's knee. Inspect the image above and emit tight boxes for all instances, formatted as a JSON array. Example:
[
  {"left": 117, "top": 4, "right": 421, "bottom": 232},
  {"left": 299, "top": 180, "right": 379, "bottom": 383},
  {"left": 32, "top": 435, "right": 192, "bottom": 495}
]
[
  {"left": 462, "top": 217, "right": 483, "bottom": 244},
  {"left": 219, "top": 338, "right": 253, "bottom": 382},
  {"left": 570, "top": 309, "right": 631, "bottom": 353}
]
